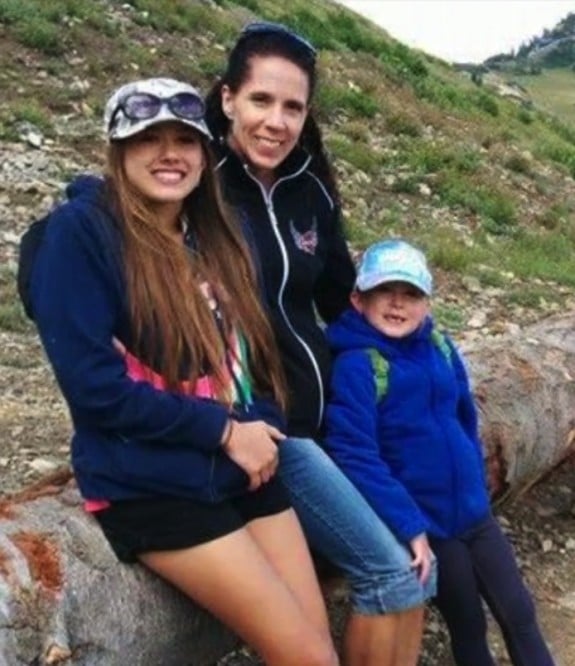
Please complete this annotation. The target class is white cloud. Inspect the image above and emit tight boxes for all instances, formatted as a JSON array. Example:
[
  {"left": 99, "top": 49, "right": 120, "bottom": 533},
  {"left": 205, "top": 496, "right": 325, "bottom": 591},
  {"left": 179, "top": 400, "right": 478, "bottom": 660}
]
[{"left": 335, "top": 0, "right": 575, "bottom": 63}]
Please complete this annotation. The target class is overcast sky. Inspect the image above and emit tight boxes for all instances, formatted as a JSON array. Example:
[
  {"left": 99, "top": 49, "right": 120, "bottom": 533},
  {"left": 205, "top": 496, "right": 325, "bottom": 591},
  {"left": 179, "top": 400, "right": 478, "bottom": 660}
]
[{"left": 335, "top": 0, "right": 574, "bottom": 63}]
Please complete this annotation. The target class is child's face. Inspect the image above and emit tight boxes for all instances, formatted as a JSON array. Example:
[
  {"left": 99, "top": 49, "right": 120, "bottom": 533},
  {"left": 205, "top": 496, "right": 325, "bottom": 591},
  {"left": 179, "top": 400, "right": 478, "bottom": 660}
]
[{"left": 351, "top": 281, "right": 430, "bottom": 338}]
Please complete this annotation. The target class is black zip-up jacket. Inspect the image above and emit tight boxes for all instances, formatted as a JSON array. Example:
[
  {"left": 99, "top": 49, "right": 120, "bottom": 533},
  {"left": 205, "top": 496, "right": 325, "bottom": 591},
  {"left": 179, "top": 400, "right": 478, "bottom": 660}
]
[{"left": 216, "top": 146, "right": 356, "bottom": 439}]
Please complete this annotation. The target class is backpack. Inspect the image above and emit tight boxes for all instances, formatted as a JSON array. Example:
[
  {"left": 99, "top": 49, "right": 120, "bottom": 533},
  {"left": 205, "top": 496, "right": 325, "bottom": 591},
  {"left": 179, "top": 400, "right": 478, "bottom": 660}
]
[
  {"left": 366, "top": 329, "right": 453, "bottom": 401},
  {"left": 17, "top": 214, "right": 50, "bottom": 320}
]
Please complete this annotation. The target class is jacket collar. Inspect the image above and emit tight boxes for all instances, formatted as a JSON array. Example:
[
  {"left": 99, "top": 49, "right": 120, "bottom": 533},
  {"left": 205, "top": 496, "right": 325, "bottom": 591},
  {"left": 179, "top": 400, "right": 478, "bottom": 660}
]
[{"left": 215, "top": 141, "right": 312, "bottom": 185}]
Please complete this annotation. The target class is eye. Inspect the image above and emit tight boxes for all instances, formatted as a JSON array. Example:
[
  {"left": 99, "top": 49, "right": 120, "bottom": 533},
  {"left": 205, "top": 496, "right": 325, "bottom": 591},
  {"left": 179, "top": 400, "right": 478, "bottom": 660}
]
[
  {"left": 132, "top": 130, "right": 159, "bottom": 144},
  {"left": 285, "top": 100, "right": 306, "bottom": 114},
  {"left": 178, "top": 131, "right": 200, "bottom": 144},
  {"left": 250, "top": 93, "right": 271, "bottom": 106}
]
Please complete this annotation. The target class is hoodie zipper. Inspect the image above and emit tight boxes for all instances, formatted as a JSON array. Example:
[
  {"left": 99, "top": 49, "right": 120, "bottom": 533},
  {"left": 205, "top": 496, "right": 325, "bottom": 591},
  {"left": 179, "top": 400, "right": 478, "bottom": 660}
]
[{"left": 243, "top": 161, "right": 325, "bottom": 432}]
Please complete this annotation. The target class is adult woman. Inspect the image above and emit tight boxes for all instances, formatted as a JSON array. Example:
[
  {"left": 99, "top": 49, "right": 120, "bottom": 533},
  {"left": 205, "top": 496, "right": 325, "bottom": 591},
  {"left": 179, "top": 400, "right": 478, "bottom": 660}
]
[
  {"left": 29, "top": 77, "right": 338, "bottom": 666},
  {"left": 205, "top": 23, "right": 436, "bottom": 666}
]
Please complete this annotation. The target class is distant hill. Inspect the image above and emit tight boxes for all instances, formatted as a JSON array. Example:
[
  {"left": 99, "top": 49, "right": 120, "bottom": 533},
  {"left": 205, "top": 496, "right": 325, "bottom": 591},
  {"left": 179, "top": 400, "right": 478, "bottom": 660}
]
[{"left": 483, "top": 12, "right": 575, "bottom": 73}]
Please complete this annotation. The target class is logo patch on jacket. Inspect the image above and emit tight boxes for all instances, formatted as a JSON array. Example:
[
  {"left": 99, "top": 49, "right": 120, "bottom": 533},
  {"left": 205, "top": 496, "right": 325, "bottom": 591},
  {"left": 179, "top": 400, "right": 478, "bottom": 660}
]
[{"left": 290, "top": 218, "right": 318, "bottom": 255}]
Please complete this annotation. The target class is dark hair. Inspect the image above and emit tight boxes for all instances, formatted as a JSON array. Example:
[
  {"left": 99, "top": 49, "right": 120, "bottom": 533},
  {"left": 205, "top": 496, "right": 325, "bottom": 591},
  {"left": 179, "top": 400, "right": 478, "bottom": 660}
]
[{"left": 205, "top": 30, "right": 340, "bottom": 206}]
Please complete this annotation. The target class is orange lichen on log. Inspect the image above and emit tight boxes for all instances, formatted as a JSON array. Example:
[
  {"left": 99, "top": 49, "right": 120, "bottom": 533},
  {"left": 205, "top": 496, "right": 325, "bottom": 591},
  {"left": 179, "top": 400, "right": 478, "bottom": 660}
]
[
  {"left": 0, "top": 546, "right": 12, "bottom": 580},
  {"left": 10, "top": 531, "right": 62, "bottom": 593},
  {"left": 0, "top": 499, "right": 17, "bottom": 520}
]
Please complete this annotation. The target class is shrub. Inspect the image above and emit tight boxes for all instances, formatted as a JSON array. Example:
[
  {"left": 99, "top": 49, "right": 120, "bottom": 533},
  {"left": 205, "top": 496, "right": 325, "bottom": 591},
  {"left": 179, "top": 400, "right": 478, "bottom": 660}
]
[
  {"left": 517, "top": 107, "right": 534, "bottom": 124},
  {"left": 386, "top": 114, "right": 421, "bottom": 137},
  {"left": 317, "top": 84, "right": 378, "bottom": 119},
  {"left": 328, "top": 136, "right": 380, "bottom": 174},
  {"left": 504, "top": 154, "right": 532, "bottom": 175},
  {"left": 437, "top": 172, "right": 516, "bottom": 233},
  {"left": 474, "top": 91, "right": 499, "bottom": 117}
]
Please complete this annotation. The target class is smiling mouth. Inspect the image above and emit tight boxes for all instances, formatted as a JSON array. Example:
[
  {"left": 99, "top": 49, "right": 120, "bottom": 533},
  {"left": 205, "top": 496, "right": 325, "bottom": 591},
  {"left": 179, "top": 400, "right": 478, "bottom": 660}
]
[
  {"left": 384, "top": 314, "right": 406, "bottom": 324},
  {"left": 151, "top": 170, "right": 187, "bottom": 184},
  {"left": 255, "top": 136, "right": 282, "bottom": 148}
]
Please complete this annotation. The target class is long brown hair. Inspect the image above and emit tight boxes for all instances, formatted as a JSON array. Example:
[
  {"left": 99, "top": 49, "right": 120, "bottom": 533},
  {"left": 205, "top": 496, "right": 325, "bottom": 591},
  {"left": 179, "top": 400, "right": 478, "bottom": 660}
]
[{"left": 105, "top": 136, "right": 286, "bottom": 409}]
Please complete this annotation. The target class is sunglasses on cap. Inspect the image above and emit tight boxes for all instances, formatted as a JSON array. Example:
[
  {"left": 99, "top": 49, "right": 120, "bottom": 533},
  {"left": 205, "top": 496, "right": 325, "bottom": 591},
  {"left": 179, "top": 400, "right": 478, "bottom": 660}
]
[
  {"left": 108, "top": 91, "right": 206, "bottom": 131},
  {"left": 238, "top": 21, "right": 317, "bottom": 60}
]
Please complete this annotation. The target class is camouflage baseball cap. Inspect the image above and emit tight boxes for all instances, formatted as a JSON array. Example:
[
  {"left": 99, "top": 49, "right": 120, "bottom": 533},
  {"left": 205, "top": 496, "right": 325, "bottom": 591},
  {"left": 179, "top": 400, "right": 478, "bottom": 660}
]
[{"left": 104, "top": 77, "right": 212, "bottom": 142}]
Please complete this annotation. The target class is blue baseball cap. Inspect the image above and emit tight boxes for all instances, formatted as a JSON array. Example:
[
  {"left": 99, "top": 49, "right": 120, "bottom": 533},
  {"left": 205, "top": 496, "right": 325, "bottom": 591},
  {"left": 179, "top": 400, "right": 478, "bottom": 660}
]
[{"left": 355, "top": 239, "right": 432, "bottom": 295}]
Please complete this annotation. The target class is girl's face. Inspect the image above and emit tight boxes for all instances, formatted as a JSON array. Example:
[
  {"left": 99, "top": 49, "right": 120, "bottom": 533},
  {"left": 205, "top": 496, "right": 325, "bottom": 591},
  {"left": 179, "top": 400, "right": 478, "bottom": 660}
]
[
  {"left": 221, "top": 55, "right": 310, "bottom": 188},
  {"left": 351, "top": 282, "right": 430, "bottom": 339},
  {"left": 123, "top": 122, "right": 205, "bottom": 225}
]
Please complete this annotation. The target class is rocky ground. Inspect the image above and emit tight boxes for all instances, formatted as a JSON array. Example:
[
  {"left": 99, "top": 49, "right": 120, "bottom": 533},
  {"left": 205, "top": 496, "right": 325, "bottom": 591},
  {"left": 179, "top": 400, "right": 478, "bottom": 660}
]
[{"left": 1, "top": 136, "right": 575, "bottom": 666}]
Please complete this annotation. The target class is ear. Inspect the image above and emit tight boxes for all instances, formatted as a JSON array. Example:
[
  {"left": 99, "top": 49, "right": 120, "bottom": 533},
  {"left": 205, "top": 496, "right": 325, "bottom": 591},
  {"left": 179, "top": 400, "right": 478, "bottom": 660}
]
[
  {"left": 221, "top": 84, "right": 234, "bottom": 120},
  {"left": 350, "top": 290, "right": 364, "bottom": 313}
]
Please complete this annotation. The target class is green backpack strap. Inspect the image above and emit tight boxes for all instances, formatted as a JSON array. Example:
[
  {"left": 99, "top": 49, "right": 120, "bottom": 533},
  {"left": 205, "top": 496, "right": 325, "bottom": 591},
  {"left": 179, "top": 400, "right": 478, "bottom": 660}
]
[
  {"left": 366, "top": 348, "right": 390, "bottom": 402},
  {"left": 366, "top": 330, "right": 452, "bottom": 402},
  {"left": 430, "top": 329, "right": 453, "bottom": 366}
]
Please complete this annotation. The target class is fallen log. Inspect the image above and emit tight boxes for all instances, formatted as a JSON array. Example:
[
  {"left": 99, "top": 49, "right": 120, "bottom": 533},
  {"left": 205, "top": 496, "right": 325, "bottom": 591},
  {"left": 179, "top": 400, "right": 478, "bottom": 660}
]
[
  {"left": 2, "top": 314, "right": 575, "bottom": 665},
  {"left": 466, "top": 314, "right": 575, "bottom": 498},
  {"left": 0, "top": 470, "right": 239, "bottom": 666}
]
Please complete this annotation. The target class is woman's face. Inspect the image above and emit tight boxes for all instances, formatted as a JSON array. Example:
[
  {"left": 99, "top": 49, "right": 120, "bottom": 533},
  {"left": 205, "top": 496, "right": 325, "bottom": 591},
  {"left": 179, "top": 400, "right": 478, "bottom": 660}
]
[
  {"left": 222, "top": 55, "right": 310, "bottom": 187},
  {"left": 123, "top": 121, "right": 205, "bottom": 223}
]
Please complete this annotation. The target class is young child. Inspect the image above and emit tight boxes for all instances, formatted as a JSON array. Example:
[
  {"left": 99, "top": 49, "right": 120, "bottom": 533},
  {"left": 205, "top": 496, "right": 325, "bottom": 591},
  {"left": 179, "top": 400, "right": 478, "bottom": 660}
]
[{"left": 324, "top": 239, "right": 555, "bottom": 666}]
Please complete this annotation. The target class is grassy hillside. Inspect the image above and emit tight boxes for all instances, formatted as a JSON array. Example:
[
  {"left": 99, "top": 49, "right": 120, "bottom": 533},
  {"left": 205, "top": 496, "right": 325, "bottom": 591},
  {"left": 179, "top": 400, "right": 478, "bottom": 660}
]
[
  {"left": 513, "top": 68, "right": 575, "bottom": 126},
  {"left": 2, "top": 0, "right": 575, "bottom": 335}
]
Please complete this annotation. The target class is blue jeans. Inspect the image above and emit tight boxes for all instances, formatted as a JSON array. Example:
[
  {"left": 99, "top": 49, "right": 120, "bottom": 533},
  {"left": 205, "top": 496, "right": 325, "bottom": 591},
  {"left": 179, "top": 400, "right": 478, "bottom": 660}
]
[
  {"left": 430, "top": 515, "right": 554, "bottom": 666},
  {"left": 279, "top": 437, "right": 436, "bottom": 614}
]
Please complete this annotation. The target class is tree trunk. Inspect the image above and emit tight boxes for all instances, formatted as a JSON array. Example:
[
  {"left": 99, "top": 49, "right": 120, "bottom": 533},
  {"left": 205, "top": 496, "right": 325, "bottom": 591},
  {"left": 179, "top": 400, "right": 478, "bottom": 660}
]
[
  {"left": 466, "top": 314, "right": 575, "bottom": 498},
  {"left": 2, "top": 314, "right": 575, "bottom": 665}
]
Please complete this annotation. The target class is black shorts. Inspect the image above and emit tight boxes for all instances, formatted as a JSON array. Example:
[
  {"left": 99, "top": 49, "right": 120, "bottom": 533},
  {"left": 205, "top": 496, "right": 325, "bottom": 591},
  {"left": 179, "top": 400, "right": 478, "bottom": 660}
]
[{"left": 92, "top": 477, "right": 291, "bottom": 563}]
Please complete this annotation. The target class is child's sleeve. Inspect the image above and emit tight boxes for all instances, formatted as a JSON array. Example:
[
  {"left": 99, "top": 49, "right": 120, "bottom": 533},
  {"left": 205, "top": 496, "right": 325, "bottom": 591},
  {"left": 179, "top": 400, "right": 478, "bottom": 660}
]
[
  {"left": 448, "top": 338, "right": 487, "bottom": 476},
  {"left": 324, "top": 350, "right": 429, "bottom": 543}
]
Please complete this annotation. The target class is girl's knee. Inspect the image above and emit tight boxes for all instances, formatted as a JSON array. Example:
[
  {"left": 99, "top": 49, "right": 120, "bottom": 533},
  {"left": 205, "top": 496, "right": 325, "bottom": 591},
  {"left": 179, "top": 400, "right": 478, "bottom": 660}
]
[{"left": 291, "top": 636, "right": 339, "bottom": 666}]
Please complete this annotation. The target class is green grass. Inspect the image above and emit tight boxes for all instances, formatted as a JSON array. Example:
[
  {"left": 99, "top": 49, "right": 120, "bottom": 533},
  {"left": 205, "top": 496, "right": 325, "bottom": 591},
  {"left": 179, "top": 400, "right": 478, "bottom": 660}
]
[
  {"left": 0, "top": 0, "right": 114, "bottom": 54},
  {"left": 433, "top": 303, "right": 466, "bottom": 333},
  {"left": 501, "top": 231, "right": 575, "bottom": 286},
  {"left": 317, "top": 84, "right": 378, "bottom": 119},
  {"left": 514, "top": 68, "right": 575, "bottom": 126},
  {"left": 0, "top": 267, "right": 32, "bottom": 334},
  {"left": 328, "top": 135, "right": 381, "bottom": 174}
]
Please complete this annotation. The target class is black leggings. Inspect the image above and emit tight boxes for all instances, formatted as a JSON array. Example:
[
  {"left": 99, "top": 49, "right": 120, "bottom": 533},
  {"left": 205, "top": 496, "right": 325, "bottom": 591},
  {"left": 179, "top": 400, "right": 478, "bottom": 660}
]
[{"left": 430, "top": 515, "right": 555, "bottom": 666}]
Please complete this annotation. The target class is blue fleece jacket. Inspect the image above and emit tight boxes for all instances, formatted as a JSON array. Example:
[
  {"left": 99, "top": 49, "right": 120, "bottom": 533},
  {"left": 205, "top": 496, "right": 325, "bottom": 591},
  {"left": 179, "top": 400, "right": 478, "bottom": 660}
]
[
  {"left": 325, "top": 309, "right": 490, "bottom": 542},
  {"left": 30, "top": 177, "right": 284, "bottom": 503}
]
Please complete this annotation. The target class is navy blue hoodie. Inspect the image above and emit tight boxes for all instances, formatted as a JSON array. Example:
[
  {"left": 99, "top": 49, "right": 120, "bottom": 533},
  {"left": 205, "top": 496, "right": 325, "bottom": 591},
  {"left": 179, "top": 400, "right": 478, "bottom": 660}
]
[
  {"left": 325, "top": 309, "right": 490, "bottom": 542},
  {"left": 30, "top": 177, "right": 284, "bottom": 503}
]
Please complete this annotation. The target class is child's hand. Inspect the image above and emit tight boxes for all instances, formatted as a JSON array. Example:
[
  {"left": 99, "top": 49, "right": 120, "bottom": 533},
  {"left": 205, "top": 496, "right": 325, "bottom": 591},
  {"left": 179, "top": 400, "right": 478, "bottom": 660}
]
[
  {"left": 409, "top": 533, "right": 434, "bottom": 584},
  {"left": 222, "top": 420, "right": 285, "bottom": 491}
]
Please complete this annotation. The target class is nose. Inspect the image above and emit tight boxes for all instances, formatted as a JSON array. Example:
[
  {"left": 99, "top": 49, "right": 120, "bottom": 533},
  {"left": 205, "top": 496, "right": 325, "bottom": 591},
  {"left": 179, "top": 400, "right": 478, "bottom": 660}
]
[
  {"left": 264, "top": 104, "right": 287, "bottom": 130},
  {"left": 157, "top": 136, "right": 180, "bottom": 160},
  {"left": 389, "top": 291, "right": 405, "bottom": 308}
]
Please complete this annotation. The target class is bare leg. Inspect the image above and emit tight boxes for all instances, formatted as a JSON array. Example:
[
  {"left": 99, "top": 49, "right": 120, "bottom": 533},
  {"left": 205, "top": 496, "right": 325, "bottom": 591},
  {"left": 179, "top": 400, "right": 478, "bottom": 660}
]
[
  {"left": 246, "top": 508, "right": 332, "bottom": 643},
  {"left": 140, "top": 510, "right": 338, "bottom": 666},
  {"left": 392, "top": 606, "right": 425, "bottom": 666},
  {"left": 343, "top": 614, "right": 397, "bottom": 666},
  {"left": 343, "top": 606, "right": 424, "bottom": 666}
]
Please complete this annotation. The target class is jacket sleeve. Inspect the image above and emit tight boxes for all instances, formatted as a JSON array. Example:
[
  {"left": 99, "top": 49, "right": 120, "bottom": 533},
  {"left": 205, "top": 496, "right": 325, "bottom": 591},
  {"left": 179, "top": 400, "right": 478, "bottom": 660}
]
[
  {"left": 31, "top": 204, "right": 229, "bottom": 452},
  {"left": 313, "top": 207, "right": 356, "bottom": 324},
  {"left": 447, "top": 337, "right": 487, "bottom": 477},
  {"left": 324, "top": 350, "right": 429, "bottom": 543}
]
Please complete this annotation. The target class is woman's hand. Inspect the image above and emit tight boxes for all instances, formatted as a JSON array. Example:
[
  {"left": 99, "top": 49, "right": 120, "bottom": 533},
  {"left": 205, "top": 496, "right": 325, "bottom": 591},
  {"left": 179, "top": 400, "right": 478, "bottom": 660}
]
[
  {"left": 409, "top": 533, "right": 434, "bottom": 584},
  {"left": 222, "top": 420, "right": 286, "bottom": 491}
]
